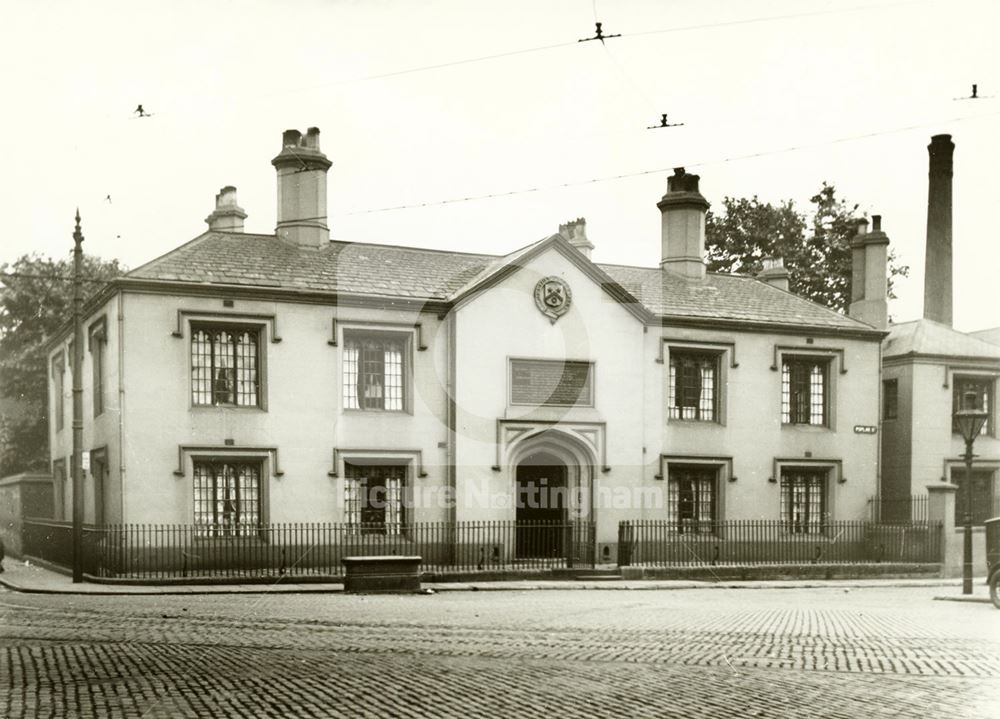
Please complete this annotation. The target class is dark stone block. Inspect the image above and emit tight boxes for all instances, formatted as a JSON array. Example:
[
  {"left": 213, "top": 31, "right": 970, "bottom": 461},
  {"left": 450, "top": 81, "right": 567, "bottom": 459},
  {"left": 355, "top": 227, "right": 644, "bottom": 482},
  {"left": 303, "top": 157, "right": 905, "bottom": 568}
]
[{"left": 342, "top": 555, "right": 422, "bottom": 593}]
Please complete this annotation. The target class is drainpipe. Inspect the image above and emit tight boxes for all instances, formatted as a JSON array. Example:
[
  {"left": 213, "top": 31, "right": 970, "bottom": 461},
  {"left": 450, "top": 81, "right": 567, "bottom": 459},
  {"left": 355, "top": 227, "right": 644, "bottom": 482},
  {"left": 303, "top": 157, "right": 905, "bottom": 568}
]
[
  {"left": 446, "top": 311, "right": 457, "bottom": 526},
  {"left": 117, "top": 290, "right": 126, "bottom": 526}
]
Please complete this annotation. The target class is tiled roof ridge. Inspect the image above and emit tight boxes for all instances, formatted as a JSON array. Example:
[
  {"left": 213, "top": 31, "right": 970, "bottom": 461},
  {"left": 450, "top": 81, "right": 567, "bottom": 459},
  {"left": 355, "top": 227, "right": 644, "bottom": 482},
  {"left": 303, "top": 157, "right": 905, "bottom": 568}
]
[
  {"left": 327, "top": 238, "right": 502, "bottom": 260},
  {"left": 598, "top": 261, "right": 875, "bottom": 331}
]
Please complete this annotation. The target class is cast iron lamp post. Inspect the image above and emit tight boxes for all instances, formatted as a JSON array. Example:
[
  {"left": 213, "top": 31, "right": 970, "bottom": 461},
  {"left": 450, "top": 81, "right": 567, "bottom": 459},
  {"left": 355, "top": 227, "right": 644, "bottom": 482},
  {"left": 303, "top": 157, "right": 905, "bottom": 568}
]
[
  {"left": 71, "top": 210, "right": 84, "bottom": 583},
  {"left": 953, "top": 389, "right": 989, "bottom": 595}
]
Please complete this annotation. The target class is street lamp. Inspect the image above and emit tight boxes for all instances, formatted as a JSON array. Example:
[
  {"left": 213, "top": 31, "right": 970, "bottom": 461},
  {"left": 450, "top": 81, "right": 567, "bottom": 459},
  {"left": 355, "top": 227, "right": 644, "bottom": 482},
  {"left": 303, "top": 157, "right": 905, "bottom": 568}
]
[
  {"left": 953, "top": 389, "right": 989, "bottom": 595},
  {"left": 71, "top": 210, "right": 85, "bottom": 583}
]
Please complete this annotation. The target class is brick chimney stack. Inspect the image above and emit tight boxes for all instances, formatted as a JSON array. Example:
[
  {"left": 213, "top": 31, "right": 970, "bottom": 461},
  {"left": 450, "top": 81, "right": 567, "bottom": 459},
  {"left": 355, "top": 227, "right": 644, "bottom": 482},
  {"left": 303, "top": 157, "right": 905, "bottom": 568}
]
[
  {"left": 923, "top": 134, "right": 954, "bottom": 326},
  {"left": 658, "top": 168, "right": 710, "bottom": 279},
  {"left": 757, "top": 257, "right": 790, "bottom": 291},
  {"left": 559, "top": 218, "right": 594, "bottom": 259},
  {"left": 204, "top": 186, "right": 247, "bottom": 232},
  {"left": 272, "top": 127, "right": 332, "bottom": 248},
  {"left": 848, "top": 215, "right": 890, "bottom": 329}
]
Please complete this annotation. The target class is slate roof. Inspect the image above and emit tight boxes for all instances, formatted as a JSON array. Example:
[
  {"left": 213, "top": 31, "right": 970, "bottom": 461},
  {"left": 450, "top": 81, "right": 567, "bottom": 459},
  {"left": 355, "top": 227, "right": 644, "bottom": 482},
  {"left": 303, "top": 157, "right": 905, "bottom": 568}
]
[
  {"left": 970, "top": 327, "right": 1000, "bottom": 347},
  {"left": 125, "top": 231, "right": 878, "bottom": 333},
  {"left": 128, "top": 233, "right": 489, "bottom": 300},
  {"left": 884, "top": 319, "right": 1000, "bottom": 360}
]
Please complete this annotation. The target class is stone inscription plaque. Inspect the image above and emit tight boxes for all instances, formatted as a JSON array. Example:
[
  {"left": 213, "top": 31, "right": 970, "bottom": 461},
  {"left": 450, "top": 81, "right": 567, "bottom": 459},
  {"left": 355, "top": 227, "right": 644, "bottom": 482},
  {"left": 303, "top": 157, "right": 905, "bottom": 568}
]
[{"left": 511, "top": 359, "right": 593, "bottom": 406}]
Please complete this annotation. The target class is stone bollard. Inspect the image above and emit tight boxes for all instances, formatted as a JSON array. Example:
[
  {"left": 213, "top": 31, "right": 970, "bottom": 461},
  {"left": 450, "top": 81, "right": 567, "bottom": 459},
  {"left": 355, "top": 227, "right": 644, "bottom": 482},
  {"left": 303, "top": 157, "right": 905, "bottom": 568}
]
[{"left": 927, "top": 483, "right": 957, "bottom": 576}]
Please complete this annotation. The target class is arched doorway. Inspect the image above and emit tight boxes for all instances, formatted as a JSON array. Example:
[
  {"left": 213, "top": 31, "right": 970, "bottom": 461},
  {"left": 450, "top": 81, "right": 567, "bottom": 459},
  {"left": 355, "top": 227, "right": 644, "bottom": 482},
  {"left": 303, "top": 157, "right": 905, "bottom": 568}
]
[
  {"left": 515, "top": 450, "right": 567, "bottom": 558},
  {"left": 509, "top": 430, "right": 596, "bottom": 562}
]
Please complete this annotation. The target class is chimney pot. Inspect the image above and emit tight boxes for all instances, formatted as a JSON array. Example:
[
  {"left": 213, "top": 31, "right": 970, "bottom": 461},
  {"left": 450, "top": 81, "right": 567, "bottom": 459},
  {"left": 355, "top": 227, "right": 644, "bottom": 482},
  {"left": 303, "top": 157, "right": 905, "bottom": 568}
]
[
  {"left": 558, "top": 217, "right": 594, "bottom": 259},
  {"left": 205, "top": 186, "right": 247, "bottom": 232},
  {"left": 848, "top": 214, "right": 890, "bottom": 329},
  {"left": 657, "top": 168, "right": 710, "bottom": 279},
  {"left": 757, "top": 256, "right": 790, "bottom": 291},
  {"left": 272, "top": 127, "right": 333, "bottom": 248}
]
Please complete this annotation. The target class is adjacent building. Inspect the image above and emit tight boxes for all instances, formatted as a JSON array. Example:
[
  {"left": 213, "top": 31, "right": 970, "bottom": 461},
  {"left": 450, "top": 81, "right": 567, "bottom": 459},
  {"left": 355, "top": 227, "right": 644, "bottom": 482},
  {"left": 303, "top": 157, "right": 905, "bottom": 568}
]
[
  {"left": 880, "top": 135, "right": 999, "bottom": 526},
  {"left": 46, "top": 127, "right": 889, "bottom": 559}
]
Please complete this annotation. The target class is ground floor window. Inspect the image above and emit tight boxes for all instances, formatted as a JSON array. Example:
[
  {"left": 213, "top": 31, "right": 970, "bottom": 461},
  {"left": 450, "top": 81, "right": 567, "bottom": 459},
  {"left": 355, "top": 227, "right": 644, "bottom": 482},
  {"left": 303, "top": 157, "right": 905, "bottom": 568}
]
[
  {"left": 667, "top": 465, "right": 717, "bottom": 533},
  {"left": 780, "top": 468, "right": 827, "bottom": 534},
  {"left": 345, "top": 463, "right": 405, "bottom": 535},
  {"left": 952, "top": 469, "right": 996, "bottom": 525},
  {"left": 193, "top": 460, "right": 262, "bottom": 536},
  {"left": 53, "top": 458, "right": 67, "bottom": 521}
]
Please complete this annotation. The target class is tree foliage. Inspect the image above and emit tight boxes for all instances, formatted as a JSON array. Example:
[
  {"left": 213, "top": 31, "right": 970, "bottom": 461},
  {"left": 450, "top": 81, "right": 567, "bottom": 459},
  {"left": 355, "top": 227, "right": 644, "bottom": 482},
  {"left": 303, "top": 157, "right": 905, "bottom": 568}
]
[
  {"left": 705, "top": 183, "right": 909, "bottom": 312},
  {"left": 0, "top": 254, "right": 124, "bottom": 475}
]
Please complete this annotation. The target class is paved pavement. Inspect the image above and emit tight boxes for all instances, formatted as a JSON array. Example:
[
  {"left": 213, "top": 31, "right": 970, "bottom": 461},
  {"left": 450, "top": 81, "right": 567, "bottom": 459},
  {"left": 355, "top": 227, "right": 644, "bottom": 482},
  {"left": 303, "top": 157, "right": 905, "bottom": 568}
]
[
  {"left": 0, "top": 559, "right": 988, "bottom": 598},
  {"left": 1, "top": 577, "right": 998, "bottom": 717}
]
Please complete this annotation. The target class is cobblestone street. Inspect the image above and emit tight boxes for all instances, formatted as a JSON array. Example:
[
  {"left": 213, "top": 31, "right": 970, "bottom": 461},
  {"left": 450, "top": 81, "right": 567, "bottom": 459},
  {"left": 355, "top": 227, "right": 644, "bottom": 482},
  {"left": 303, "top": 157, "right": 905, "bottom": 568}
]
[{"left": 1, "top": 585, "right": 998, "bottom": 717}]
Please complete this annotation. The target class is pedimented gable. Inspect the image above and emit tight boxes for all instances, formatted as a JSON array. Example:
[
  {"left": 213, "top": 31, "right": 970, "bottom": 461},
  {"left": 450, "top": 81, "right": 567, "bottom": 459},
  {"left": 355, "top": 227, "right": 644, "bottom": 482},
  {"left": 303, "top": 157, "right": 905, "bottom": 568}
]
[{"left": 449, "top": 234, "right": 649, "bottom": 324}]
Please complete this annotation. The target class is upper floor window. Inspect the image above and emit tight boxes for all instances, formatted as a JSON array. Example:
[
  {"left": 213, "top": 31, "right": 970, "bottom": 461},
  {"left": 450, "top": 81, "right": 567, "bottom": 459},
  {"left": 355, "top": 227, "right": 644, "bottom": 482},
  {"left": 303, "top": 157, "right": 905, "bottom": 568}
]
[
  {"left": 51, "top": 353, "right": 65, "bottom": 431},
  {"left": 952, "top": 376, "right": 993, "bottom": 437},
  {"left": 89, "top": 319, "right": 107, "bottom": 417},
  {"left": 668, "top": 351, "right": 718, "bottom": 421},
  {"left": 781, "top": 357, "right": 827, "bottom": 426},
  {"left": 343, "top": 333, "right": 405, "bottom": 411},
  {"left": 667, "top": 465, "right": 717, "bottom": 532},
  {"left": 882, "top": 379, "right": 898, "bottom": 420},
  {"left": 344, "top": 463, "right": 405, "bottom": 535},
  {"left": 780, "top": 467, "right": 827, "bottom": 534},
  {"left": 193, "top": 460, "right": 261, "bottom": 536},
  {"left": 191, "top": 326, "right": 260, "bottom": 407}
]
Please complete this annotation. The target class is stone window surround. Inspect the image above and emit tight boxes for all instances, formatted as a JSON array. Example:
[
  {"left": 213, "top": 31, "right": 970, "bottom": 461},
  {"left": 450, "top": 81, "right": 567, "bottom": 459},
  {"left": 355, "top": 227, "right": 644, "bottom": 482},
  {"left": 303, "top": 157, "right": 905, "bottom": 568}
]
[
  {"left": 772, "top": 346, "right": 845, "bottom": 430},
  {"left": 338, "top": 323, "right": 419, "bottom": 415}
]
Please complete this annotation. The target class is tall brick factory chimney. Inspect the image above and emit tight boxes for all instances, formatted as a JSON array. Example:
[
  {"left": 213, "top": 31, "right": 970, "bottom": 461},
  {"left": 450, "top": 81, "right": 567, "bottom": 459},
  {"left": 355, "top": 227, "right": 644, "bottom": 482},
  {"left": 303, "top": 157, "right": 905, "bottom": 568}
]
[{"left": 923, "top": 134, "right": 954, "bottom": 326}]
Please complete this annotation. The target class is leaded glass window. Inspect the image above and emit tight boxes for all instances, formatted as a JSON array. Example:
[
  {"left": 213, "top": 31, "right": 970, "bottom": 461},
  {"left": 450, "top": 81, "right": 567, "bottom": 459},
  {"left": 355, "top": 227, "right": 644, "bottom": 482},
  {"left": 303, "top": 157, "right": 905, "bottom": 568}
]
[
  {"left": 191, "top": 326, "right": 260, "bottom": 407},
  {"left": 780, "top": 468, "right": 827, "bottom": 534},
  {"left": 882, "top": 379, "right": 898, "bottom": 420},
  {"left": 782, "top": 357, "right": 827, "bottom": 425},
  {"left": 667, "top": 466, "right": 717, "bottom": 533},
  {"left": 668, "top": 352, "right": 718, "bottom": 421},
  {"left": 193, "top": 460, "right": 261, "bottom": 536},
  {"left": 344, "top": 463, "right": 405, "bottom": 535},
  {"left": 343, "top": 334, "right": 405, "bottom": 411},
  {"left": 90, "top": 321, "right": 106, "bottom": 417}
]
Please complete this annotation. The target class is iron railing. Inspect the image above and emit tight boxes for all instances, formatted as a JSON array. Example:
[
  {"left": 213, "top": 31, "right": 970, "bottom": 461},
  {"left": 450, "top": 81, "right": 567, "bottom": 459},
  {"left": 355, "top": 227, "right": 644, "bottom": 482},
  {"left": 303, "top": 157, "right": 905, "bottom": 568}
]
[
  {"left": 866, "top": 495, "right": 930, "bottom": 523},
  {"left": 867, "top": 494, "right": 1000, "bottom": 525},
  {"left": 21, "top": 519, "right": 105, "bottom": 575},
  {"left": 62, "top": 520, "right": 596, "bottom": 580},
  {"left": 617, "top": 520, "right": 943, "bottom": 567}
]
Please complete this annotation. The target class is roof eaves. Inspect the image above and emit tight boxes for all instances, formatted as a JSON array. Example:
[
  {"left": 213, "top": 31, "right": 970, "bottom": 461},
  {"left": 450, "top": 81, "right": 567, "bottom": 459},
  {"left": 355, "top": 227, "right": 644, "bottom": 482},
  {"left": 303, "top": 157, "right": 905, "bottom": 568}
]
[{"left": 655, "top": 312, "right": 888, "bottom": 339}]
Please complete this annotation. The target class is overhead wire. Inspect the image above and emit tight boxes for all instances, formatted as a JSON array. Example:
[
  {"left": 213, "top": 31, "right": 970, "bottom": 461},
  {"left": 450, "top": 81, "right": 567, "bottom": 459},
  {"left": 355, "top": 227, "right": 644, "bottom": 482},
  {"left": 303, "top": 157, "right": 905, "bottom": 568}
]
[
  {"left": 138, "top": 0, "right": 942, "bottom": 117},
  {"left": 0, "top": 272, "right": 118, "bottom": 285},
  {"left": 330, "top": 109, "right": 1000, "bottom": 217}
]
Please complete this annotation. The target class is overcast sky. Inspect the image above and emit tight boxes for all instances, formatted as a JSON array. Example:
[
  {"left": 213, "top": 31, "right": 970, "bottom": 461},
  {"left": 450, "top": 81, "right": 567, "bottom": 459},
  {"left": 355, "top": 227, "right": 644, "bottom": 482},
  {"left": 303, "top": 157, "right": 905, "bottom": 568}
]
[{"left": 2, "top": 0, "right": 997, "bottom": 331}]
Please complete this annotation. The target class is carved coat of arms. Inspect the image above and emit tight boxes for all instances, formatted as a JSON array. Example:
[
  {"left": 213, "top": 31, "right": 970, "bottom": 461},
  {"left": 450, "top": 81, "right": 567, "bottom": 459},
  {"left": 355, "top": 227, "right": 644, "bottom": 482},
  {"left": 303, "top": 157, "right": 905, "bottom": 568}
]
[{"left": 533, "top": 276, "right": 572, "bottom": 323}]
